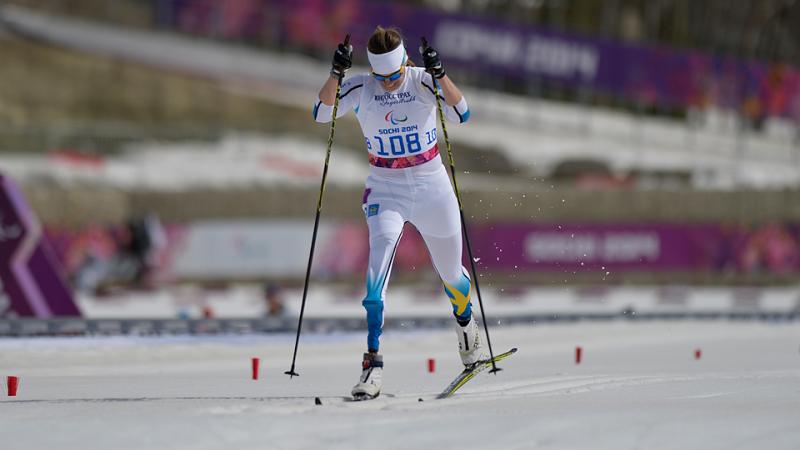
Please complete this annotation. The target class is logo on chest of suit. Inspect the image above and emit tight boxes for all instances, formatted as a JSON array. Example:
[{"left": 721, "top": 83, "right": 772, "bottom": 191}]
[
  {"left": 374, "top": 92, "right": 415, "bottom": 107},
  {"left": 384, "top": 111, "right": 408, "bottom": 125}
]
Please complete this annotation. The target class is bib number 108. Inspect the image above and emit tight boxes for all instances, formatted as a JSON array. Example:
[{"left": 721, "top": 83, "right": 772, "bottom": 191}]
[{"left": 366, "top": 132, "right": 423, "bottom": 157}]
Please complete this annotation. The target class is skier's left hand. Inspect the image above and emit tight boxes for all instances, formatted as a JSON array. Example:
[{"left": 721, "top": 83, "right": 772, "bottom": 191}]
[{"left": 420, "top": 43, "right": 445, "bottom": 79}]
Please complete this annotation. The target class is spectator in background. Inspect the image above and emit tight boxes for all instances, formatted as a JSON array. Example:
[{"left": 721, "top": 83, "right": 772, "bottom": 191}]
[
  {"left": 760, "top": 223, "right": 799, "bottom": 274},
  {"left": 740, "top": 222, "right": 799, "bottom": 275},
  {"left": 124, "top": 213, "right": 166, "bottom": 287},
  {"left": 264, "top": 283, "right": 286, "bottom": 317}
]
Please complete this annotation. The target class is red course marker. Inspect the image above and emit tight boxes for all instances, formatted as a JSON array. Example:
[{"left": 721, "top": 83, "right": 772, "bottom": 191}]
[
  {"left": 575, "top": 346, "right": 583, "bottom": 364},
  {"left": 694, "top": 349, "right": 702, "bottom": 360},
  {"left": 427, "top": 358, "right": 436, "bottom": 373},
  {"left": 252, "top": 358, "right": 260, "bottom": 380},
  {"left": 7, "top": 376, "right": 19, "bottom": 397}
]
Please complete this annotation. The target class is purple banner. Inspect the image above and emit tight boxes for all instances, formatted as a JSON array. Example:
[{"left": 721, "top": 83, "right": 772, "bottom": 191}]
[
  {"left": 0, "top": 175, "right": 81, "bottom": 317},
  {"left": 47, "top": 220, "right": 800, "bottom": 283},
  {"left": 471, "top": 223, "right": 800, "bottom": 274},
  {"left": 158, "top": 0, "right": 800, "bottom": 121}
]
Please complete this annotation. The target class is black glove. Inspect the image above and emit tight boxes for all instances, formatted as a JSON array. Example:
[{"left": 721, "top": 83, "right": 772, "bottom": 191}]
[
  {"left": 331, "top": 42, "right": 353, "bottom": 78},
  {"left": 420, "top": 44, "right": 445, "bottom": 79}
]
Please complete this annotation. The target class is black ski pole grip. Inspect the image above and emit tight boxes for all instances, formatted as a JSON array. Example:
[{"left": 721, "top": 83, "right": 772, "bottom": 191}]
[{"left": 420, "top": 37, "right": 431, "bottom": 75}]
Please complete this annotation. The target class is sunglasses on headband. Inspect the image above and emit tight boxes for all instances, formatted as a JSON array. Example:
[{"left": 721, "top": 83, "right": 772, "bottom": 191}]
[{"left": 371, "top": 66, "right": 404, "bottom": 81}]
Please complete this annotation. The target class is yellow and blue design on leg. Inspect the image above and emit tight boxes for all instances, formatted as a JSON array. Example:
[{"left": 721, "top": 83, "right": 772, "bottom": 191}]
[{"left": 443, "top": 271, "right": 472, "bottom": 321}]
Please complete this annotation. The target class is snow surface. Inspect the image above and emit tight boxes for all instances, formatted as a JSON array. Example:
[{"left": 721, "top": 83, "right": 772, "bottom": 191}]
[{"left": 1, "top": 322, "right": 799, "bottom": 449}]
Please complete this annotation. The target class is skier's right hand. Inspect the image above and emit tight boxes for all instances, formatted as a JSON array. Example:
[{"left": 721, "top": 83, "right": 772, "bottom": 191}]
[{"left": 331, "top": 41, "right": 353, "bottom": 78}]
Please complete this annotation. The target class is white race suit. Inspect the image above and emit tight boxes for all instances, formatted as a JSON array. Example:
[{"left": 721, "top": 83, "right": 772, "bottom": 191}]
[{"left": 314, "top": 67, "right": 472, "bottom": 351}]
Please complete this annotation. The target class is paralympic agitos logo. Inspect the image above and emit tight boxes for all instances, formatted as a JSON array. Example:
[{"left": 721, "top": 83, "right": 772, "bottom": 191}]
[{"left": 384, "top": 111, "right": 408, "bottom": 125}]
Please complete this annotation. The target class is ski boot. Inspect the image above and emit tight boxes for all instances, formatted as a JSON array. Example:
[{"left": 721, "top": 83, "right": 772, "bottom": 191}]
[
  {"left": 351, "top": 352, "right": 383, "bottom": 400},
  {"left": 456, "top": 318, "right": 484, "bottom": 367}
]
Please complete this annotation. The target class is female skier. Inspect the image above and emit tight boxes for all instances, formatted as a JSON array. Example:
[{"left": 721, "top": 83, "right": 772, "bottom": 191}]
[{"left": 313, "top": 26, "right": 480, "bottom": 399}]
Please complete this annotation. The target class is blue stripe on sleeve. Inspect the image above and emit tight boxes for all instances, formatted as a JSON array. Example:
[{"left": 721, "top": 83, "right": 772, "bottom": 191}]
[
  {"left": 452, "top": 105, "right": 462, "bottom": 123},
  {"left": 452, "top": 105, "right": 470, "bottom": 123},
  {"left": 421, "top": 81, "right": 445, "bottom": 101},
  {"left": 338, "top": 84, "right": 363, "bottom": 100},
  {"left": 312, "top": 101, "right": 321, "bottom": 120}
]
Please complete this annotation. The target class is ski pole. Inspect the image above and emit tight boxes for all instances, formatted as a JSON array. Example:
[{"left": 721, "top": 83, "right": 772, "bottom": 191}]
[
  {"left": 421, "top": 37, "right": 501, "bottom": 373},
  {"left": 286, "top": 34, "right": 350, "bottom": 379}
]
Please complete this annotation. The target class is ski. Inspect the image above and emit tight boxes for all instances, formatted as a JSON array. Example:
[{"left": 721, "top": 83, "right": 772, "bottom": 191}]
[{"left": 437, "top": 348, "right": 517, "bottom": 399}]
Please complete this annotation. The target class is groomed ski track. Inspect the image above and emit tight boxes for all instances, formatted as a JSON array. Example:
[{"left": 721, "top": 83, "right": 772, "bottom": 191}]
[{"left": 1, "top": 321, "right": 798, "bottom": 449}]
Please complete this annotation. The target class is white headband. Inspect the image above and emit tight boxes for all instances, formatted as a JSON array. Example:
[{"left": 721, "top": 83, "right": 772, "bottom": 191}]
[{"left": 367, "top": 42, "right": 407, "bottom": 75}]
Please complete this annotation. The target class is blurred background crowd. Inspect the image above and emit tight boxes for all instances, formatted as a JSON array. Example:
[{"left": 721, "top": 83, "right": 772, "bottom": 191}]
[{"left": 1, "top": 0, "right": 800, "bottom": 319}]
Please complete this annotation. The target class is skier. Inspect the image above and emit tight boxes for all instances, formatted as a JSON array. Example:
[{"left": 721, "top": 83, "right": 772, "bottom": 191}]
[{"left": 313, "top": 26, "right": 480, "bottom": 399}]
